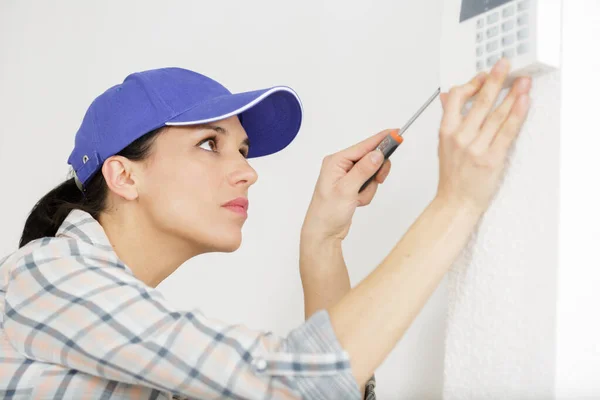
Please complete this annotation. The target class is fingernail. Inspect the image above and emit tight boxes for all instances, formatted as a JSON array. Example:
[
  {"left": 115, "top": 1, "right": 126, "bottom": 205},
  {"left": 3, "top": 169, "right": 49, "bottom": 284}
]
[
  {"left": 370, "top": 150, "right": 383, "bottom": 164},
  {"left": 518, "top": 77, "right": 531, "bottom": 91},
  {"left": 495, "top": 58, "right": 509, "bottom": 73}
]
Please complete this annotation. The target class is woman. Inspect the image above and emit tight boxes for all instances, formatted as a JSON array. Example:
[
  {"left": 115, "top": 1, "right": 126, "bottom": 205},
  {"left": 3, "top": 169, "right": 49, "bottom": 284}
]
[{"left": 0, "top": 60, "right": 531, "bottom": 399}]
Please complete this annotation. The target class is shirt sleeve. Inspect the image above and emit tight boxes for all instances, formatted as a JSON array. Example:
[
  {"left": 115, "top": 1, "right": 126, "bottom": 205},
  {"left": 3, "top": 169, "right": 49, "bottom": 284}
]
[{"left": 3, "top": 244, "right": 362, "bottom": 400}]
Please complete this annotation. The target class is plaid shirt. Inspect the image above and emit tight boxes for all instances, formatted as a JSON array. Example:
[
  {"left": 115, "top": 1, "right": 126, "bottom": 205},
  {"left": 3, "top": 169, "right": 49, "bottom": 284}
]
[{"left": 0, "top": 209, "right": 376, "bottom": 399}]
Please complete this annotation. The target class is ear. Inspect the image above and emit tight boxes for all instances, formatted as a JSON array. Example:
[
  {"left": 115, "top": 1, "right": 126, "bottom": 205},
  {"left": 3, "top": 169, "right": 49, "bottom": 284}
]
[{"left": 102, "top": 156, "right": 139, "bottom": 201}]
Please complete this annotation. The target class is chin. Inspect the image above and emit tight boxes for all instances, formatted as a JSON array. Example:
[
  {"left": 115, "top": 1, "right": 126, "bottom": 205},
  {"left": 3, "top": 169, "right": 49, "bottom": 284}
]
[
  {"left": 200, "top": 229, "right": 242, "bottom": 253},
  {"left": 219, "top": 237, "right": 242, "bottom": 253}
]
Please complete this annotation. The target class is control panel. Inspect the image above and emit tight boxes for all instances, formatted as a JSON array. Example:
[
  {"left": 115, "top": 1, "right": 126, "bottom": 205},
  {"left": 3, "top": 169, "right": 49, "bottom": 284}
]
[{"left": 440, "top": 0, "right": 562, "bottom": 92}]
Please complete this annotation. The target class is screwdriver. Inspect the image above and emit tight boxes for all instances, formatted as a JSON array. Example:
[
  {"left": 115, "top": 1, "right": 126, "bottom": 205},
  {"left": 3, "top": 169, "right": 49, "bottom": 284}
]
[{"left": 359, "top": 87, "right": 441, "bottom": 193}]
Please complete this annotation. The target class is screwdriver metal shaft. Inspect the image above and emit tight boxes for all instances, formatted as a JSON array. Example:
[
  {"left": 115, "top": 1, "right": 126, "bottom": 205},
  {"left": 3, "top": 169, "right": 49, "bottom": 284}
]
[{"left": 359, "top": 87, "right": 441, "bottom": 193}]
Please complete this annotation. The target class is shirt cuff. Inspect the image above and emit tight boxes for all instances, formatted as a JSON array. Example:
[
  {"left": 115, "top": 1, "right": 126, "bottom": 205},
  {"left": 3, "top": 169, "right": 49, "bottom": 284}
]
[{"left": 277, "top": 308, "right": 362, "bottom": 399}]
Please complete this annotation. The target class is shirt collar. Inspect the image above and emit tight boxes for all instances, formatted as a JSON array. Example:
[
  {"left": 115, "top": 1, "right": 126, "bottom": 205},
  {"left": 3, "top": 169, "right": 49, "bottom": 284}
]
[
  {"left": 55, "top": 209, "right": 114, "bottom": 251},
  {"left": 54, "top": 209, "right": 136, "bottom": 277}
]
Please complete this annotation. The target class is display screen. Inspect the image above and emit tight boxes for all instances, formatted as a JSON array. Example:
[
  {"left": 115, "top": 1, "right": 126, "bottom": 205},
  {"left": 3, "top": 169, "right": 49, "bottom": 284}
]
[{"left": 460, "top": 0, "right": 514, "bottom": 22}]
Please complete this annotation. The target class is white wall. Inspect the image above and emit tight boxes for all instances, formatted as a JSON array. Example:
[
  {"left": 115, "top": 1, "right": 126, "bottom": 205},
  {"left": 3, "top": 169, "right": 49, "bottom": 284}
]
[
  {"left": 443, "top": 69, "right": 562, "bottom": 400},
  {"left": 442, "top": 1, "right": 600, "bottom": 399},
  {"left": 0, "top": 1, "right": 445, "bottom": 398},
  {"left": 555, "top": 0, "right": 600, "bottom": 397}
]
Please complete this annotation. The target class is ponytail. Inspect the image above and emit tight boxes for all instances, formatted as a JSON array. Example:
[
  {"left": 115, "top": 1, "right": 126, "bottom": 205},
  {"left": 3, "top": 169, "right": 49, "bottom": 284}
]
[
  {"left": 19, "top": 172, "right": 107, "bottom": 248},
  {"left": 18, "top": 126, "right": 164, "bottom": 248}
]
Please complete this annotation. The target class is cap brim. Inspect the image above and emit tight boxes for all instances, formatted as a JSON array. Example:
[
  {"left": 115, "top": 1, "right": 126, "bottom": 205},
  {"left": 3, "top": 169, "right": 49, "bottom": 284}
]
[{"left": 165, "top": 86, "right": 302, "bottom": 158}]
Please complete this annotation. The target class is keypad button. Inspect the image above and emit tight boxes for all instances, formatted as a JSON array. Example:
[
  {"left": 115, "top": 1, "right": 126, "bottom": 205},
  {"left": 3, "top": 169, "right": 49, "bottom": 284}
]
[
  {"left": 487, "top": 26, "right": 499, "bottom": 38},
  {"left": 477, "top": 19, "right": 485, "bottom": 29},
  {"left": 518, "top": 0, "right": 530, "bottom": 11},
  {"left": 517, "top": 28, "right": 529, "bottom": 40},
  {"left": 476, "top": 32, "right": 484, "bottom": 42},
  {"left": 487, "top": 41, "right": 499, "bottom": 52},
  {"left": 487, "top": 54, "right": 501, "bottom": 67},
  {"left": 502, "top": 20, "right": 514, "bottom": 32},
  {"left": 502, "top": 35, "right": 515, "bottom": 46},
  {"left": 518, "top": 14, "right": 529, "bottom": 26},
  {"left": 518, "top": 43, "right": 529, "bottom": 55},
  {"left": 503, "top": 6, "right": 515, "bottom": 18},
  {"left": 503, "top": 48, "right": 516, "bottom": 59},
  {"left": 476, "top": 60, "right": 485, "bottom": 71},
  {"left": 487, "top": 12, "right": 499, "bottom": 24},
  {"left": 476, "top": 46, "right": 484, "bottom": 57}
]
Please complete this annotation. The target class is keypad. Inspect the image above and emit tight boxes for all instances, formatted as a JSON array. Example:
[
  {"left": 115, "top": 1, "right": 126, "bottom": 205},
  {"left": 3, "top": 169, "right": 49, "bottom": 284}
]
[
  {"left": 502, "top": 35, "right": 515, "bottom": 46},
  {"left": 487, "top": 26, "right": 499, "bottom": 38},
  {"left": 487, "top": 54, "right": 501, "bottom": 67},
  {"left": 518, "top": 42, "right": 529, "bottom": 55},
  {"left": 487, "top": 41, "right": 499, "bottom": 52},
  {"left": 502, "top": 20, "right": 514, "bottom": 32},
  {"left": 487, "top": 12, "right": 500, "bottom": 24},
  {"left": 503, "top": 7, "right": 515, "bottom": 18},
  {"left": 517, "top": 28, "right": 529, "bottom": 40},
  {"left": 475, "top": 0, "right": 530, "bottom": 71},
  {"left": 503, "top": 48, "right": 516, "bottom": 58},
  {"left": 518, "top": 0, "right": 530, "bottom": 11}
]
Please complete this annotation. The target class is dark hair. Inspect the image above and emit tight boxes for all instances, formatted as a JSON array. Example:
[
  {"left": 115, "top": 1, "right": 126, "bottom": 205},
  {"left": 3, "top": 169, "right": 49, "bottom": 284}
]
[{"left": 18, "top": 127, "right": 164, "bottom": 248}]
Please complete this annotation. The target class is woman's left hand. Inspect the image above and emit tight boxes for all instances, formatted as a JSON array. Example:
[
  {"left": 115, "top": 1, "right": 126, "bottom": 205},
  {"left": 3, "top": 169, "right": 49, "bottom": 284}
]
[{"left": 301, "top": 129, "right": 394, "bottom": 243}]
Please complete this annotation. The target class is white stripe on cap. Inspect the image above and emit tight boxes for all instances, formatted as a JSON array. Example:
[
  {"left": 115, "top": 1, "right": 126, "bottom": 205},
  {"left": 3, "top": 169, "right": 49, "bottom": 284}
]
[{"left": 164, "top": 86, "right": 302, "bottom": 126}]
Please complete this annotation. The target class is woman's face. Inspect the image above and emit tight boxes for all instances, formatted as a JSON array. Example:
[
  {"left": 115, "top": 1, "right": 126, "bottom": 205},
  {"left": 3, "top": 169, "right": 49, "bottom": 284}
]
[{"left": 136, "top": 115, "right": 258, "bottom": 254}]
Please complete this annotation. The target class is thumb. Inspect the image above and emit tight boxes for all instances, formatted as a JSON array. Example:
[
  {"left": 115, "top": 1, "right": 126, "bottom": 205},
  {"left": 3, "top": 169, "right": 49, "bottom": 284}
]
[{"left": 341, "top": 149, "right": 385, "bottom": 193}]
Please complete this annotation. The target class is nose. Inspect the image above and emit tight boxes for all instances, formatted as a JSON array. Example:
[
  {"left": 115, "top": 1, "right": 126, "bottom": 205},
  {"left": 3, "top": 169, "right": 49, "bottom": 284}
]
[{"left": 228, "top": 158, "right": 258, "bottom": 188}]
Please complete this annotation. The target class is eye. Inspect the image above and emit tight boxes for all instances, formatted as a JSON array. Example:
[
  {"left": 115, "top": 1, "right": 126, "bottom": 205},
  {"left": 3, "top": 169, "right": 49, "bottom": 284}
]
[
  {"left": 240, "top": 148, "right": 249, "bottom": 158},
  {"left": 196, "top": 136, "right": 217, "bottom": 152}
]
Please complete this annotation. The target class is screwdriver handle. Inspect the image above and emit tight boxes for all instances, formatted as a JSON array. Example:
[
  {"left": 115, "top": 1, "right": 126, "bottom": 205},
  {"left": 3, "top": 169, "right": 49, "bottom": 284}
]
[{"left": 359, "top": 130, "right": 404, "bottom": 193}]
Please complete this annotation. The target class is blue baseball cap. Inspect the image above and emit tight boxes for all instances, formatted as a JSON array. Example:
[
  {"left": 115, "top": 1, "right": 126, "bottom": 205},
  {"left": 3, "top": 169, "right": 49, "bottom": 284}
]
[{"left": 67, "top": 67, "right": 303, "bottom": 191}]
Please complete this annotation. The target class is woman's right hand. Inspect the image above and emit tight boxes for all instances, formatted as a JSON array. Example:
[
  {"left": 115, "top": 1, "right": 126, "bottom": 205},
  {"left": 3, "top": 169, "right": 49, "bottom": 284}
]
[{"left": 435, "top": 58, "right": 532, "bottom": 213}]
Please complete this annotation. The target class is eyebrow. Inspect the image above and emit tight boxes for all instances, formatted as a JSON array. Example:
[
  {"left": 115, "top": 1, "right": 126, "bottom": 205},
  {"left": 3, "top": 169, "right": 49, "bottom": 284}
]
[{"left": 200, "top": 124, "right": 250, "bottom": 148}]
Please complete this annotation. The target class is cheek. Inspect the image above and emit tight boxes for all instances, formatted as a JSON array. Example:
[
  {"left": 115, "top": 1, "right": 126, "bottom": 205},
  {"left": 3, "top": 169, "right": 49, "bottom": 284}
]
[{"left": 144, "top": 157, "right": 220, "bottom": 218}]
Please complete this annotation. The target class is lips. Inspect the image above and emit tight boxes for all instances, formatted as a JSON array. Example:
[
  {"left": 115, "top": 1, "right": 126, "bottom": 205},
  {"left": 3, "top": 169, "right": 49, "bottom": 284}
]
[{"left": 222, "top": 197, "right": 249, "bottom": 217}]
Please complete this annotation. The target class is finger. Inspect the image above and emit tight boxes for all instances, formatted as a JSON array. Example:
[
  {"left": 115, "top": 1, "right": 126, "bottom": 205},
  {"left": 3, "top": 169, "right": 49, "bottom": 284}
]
[
  {"left": 440, "top": 73, "right": 487, "bottom": 136},
  {"left": 461, "top": 58, "right": 511, "bottom": 134},
  {"left": 374, "top": 159, "right": 391, "bottom": 184},
  {"left": 490, "top": 94, "right": 531, "bottom": 158},
  {"left": 338, "top": 129, "right": 396, "bottom": 162},
  {"left": 340, "top": 149, "right": 384, "bottom": 193},
  {"left": 471, "top": 77, "right": 532, "bottom": 152},
  {"left": 357, "top": 178, "right": 379, "bottom": 207},
  {"left": 440, "top": 93, "right": 449, "bottom": 111}
]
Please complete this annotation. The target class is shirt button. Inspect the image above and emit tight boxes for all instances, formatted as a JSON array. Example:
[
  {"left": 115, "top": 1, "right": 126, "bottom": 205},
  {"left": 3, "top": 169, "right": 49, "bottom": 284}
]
[{"left": 254, "top": 358, "right": 267, "bottom": 372}]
